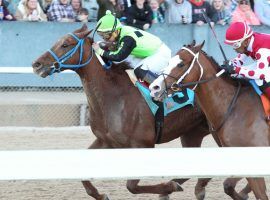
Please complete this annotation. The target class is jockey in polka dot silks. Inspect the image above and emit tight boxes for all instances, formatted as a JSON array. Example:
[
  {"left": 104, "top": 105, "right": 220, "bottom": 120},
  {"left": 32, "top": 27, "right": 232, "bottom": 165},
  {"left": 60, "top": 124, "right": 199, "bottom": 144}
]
[{"left": 221, "top": 21, "right": 270, "bottom": 100}]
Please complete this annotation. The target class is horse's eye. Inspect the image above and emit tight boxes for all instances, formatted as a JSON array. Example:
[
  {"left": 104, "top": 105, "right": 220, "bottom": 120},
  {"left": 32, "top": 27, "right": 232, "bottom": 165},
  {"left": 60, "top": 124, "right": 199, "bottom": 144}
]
[
  {"left": 62, "top": 43, "right": 69, "bottom": 48},
  {"left": 177, "top": 63, "right": 185, "bottom": 68}
]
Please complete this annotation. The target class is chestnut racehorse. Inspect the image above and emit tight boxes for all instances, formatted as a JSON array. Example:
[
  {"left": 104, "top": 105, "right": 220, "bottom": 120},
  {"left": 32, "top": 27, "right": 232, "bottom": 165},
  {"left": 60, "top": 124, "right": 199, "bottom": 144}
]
[
  {"left": 149, "top": 41, "right": 269, "bottom": 200},
  {"left": 32, "top": 24, "right": 245, "bottom": 200}
]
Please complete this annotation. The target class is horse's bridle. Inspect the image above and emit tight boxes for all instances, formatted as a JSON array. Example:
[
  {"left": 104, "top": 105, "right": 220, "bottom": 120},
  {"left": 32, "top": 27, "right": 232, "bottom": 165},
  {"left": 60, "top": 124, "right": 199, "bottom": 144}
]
[
  {"left": 174, "top": 46, "right": 204, "bottom": 91},
  {"left": 166, "top": 46, "right": 241, "bottom": 132},
  {"left": 48, "top": 33, "right": 94, "bottom": 74},
  {"left": 169, "top": 46, "right": 228, "bottom": 92},
  {"left": 156, "top": 47, "right": 204, "bottom": 98}
]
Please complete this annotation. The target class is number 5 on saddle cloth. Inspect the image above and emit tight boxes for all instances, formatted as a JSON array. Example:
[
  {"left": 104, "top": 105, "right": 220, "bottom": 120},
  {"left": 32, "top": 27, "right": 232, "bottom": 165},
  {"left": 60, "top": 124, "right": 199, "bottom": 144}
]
[
  {"left": 136, "top": 81, "right": 195, "bottom": 116},
  {"left": 135, "top": 80, "right": 194, "bottom": 143}
]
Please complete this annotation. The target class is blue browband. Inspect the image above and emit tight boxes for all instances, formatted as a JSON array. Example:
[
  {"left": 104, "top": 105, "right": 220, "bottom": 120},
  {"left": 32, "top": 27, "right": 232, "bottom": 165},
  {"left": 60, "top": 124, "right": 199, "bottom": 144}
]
[{"left": 48, "top": 33, "right": 94, "bottom": 74}]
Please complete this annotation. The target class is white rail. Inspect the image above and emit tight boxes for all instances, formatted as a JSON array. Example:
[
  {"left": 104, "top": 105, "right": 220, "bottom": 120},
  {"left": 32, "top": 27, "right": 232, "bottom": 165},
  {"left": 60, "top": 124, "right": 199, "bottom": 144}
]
[
  {"left": 0, "top": 67, "right": 74, "bottom": 73},
  {"left": 0, "top": 147, "right": 269, "bottom": 181}
]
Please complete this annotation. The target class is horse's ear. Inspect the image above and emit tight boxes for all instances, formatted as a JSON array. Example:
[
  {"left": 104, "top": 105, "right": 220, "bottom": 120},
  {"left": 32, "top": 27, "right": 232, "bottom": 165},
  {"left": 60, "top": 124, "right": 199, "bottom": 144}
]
[
  {"left": 193, "top": 40, "right": 205, "bottom": 53},
  {"left": 74, "top": 24, "right": 88, "bottom": 33},
  {"left": 200, "top": 40, "right": 205, "bottom": 48},
  {"left": 77, "top": 30, "right": 92, "bottom": 39},
  {"left": 191, "top": 40, "right": 196, "bottom": 47}
]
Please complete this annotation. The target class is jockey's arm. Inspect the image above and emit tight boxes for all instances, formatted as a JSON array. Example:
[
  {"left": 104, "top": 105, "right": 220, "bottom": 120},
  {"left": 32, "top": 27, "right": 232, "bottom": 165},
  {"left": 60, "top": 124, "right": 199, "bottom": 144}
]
[
  {"left": 102, "top": 36, "right": 136, "bottom": 62},
  {"left": 233, "top": 52, "right": 270, "bottom": 80},
  {"left": 230, "top": 53, "right": 248, "bottom": 66}
]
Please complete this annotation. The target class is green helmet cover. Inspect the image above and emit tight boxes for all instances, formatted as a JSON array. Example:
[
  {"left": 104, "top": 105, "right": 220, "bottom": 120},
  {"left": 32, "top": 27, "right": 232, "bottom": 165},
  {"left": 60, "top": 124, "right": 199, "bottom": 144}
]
[{"left": 97, "top": 10, "right": 121, "bottom": 33}]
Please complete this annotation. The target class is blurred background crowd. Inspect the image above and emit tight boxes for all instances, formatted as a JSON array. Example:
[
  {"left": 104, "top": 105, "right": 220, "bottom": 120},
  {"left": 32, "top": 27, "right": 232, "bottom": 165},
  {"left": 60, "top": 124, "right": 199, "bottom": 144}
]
[{"left": 0, "top": 0, "right": 270, "bottom": 28}]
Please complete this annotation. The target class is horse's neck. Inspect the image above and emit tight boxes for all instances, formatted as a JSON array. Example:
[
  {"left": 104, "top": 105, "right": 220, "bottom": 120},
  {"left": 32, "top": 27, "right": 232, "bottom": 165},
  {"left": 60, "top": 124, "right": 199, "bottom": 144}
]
[
  {"left": 76, "top": 59, "right": 131, "bottom": 105},
  {"left": 195, "top": 66, "right": 237, "bottom": 128}
]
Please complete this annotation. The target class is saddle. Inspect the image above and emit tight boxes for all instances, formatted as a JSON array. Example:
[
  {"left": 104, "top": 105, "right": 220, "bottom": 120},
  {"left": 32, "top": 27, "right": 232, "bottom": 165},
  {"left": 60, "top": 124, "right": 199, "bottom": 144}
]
[{"left": 125, "top": 69, "right": 195, "bottom": 116}]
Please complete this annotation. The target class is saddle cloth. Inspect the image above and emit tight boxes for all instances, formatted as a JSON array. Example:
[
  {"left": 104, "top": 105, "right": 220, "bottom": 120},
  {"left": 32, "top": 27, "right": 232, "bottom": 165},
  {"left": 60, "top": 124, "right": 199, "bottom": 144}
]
[{"left": 125, "top": 69, "right": 194, "bottom": 116}]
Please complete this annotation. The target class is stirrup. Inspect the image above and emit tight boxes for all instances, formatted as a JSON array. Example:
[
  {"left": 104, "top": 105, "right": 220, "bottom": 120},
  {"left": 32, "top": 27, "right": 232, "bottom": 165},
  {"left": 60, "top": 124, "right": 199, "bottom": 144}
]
[{"left": 265, "top": 116, "right": 270, "bottom": 127}]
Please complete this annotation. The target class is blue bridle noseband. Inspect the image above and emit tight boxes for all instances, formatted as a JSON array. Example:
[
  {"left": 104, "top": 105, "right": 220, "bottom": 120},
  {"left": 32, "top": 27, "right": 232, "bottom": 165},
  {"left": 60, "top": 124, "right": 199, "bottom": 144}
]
[{"left": 48, "top": 33, "right": 94, "bottom": 74}]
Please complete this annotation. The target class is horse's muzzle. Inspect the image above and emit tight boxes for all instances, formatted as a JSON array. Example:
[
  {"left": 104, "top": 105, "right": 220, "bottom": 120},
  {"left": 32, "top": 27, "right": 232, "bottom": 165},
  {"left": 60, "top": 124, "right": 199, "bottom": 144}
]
[{"left": 32, "top": 61, "right": 42, "bottom": 69}]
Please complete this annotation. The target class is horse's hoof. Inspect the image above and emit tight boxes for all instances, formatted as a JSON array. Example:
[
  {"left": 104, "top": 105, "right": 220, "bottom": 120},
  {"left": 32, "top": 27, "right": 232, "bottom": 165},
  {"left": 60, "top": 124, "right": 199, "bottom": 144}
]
[
  {"left": 100, "top": 194, "right": 110, "bottom": 200},
  {"left": 159, "top": 194, "right": 170, "bottom": 200},
  {"left": 171, "top": 181, "right": 183, "bottom": 192},
  {"left": 239, "top": 191, "right": 249, "bottom": 200},
  {"left": 195, "top": 190, "right": 205, "bottom": 200}
]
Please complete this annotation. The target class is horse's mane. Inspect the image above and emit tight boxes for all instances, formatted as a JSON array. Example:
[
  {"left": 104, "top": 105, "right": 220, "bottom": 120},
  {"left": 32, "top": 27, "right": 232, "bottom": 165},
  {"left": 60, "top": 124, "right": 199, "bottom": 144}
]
[
  {"left": 111, "top": 62, "right": 132, "bottom": 73},
  {"left": 184, "top": 43, "right": 220, "bottom": 70},
  {"left": 187, "top": 44, "right": 242, "bottom": 87},
  {"left": 200, "top": 49, "right": 220, "bottom": 71}
]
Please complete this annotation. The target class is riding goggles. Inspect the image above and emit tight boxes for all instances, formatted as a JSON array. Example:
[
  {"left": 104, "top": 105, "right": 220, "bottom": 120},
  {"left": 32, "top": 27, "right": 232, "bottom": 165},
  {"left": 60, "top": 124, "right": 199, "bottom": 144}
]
[
  {"left": 98, "top": 31, "right": 112, "bottom": 40},
  {"left": 232, "top": 40, "right": 243, "bottom": 49}
]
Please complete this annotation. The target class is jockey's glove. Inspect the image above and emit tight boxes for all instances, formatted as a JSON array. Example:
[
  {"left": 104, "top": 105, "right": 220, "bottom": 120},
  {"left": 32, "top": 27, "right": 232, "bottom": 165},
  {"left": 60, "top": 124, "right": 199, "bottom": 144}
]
[{"left": 220, "top": 63, "right": 235, "bottom": 74}]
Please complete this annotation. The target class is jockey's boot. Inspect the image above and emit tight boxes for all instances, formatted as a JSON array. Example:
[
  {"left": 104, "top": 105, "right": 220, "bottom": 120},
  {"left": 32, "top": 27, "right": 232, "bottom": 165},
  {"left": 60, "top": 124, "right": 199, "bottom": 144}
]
[
  {"left": 261, "top": 91, "right": 270, "bottom": 125},
  {"left": 134, "top": 66, "right": 158, "bottom": 84},
  {"left": 265, "top": 115, "right": 270, "bottom": 125}
]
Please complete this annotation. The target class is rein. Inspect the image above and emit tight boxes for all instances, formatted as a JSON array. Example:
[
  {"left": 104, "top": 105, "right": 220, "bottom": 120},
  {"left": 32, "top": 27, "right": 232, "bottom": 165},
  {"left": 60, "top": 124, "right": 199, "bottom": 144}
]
[
  {"left": 172, "top": 69, "right": 225, "bottom": 90},
  {"left": 210, "top": 81, "right": 241, "bottom": 132},
  {"left": 48, "top": 33, "right": 94, "bottom": 74}
]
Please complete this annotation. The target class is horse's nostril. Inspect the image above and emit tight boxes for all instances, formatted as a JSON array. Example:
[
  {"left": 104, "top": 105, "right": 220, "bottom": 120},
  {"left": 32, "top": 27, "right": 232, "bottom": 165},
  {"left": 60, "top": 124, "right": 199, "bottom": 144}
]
[
  {"left": 53, "top": 62, "right": 60, "bottom": 69},
  {"left": 153, "top": 85, "right": 160, "bottom": 90},
  {"left": 33, "top": 61, "right": 41, "bottom": 68}
]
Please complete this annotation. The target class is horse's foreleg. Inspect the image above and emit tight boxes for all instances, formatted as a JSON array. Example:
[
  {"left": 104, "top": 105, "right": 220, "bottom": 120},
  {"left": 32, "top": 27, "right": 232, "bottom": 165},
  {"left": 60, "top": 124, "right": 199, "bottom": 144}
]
[
  {"left": 194, "top": 178, "right": 212, "bottom": 200},
  {"left": 239, "top": 183, "right": 251, "bottom": 199},
  {"left": 126, "top": 179, "right": 183, "bottom": 196},
  {"left": 223, "top": 178, "right": 251, "bottom": 200},
  {"left": 82, "top": 181, "right": 109, "bottom": 200},
  {"left": 247, "top": 178, "right": 268, "bottom": 200},
  {"left": 82, "top": 139, "right": 111, "bottom": 200}
]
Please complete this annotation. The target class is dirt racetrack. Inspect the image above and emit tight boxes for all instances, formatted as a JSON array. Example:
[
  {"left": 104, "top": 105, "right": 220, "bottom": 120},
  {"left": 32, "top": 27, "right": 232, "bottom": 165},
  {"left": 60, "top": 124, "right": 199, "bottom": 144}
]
[{"left": 0, "top": 127, "right": 268, "bottom": 200}]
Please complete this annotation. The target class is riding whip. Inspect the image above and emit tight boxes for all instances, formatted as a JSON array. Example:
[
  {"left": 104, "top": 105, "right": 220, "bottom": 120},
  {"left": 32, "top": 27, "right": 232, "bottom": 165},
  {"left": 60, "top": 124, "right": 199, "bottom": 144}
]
[{"left": 201, "top": 10, "right": 229, "bottom": 65}]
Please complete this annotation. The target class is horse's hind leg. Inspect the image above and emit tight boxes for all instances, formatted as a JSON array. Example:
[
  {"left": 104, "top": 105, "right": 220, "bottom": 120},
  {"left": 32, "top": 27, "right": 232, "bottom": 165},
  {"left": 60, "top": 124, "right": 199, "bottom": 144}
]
[
  {"left": 247, "top": 178, "right": 268, "bottom": 200},
  {"left": 223, "top": 178, "right": 251, "bottom": 200},
  {"left": 82, "top": 139, "right": 111, "bottom": 200},
  {"left": 126, "top": 179, "right": 183, "bottom": 197}
]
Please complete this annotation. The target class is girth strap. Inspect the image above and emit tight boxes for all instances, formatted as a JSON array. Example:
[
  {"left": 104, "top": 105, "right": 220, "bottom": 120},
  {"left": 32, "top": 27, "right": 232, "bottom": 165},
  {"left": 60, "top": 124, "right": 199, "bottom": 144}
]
[{"left": 154, "top": 100, "right": 164, "bottom": 144}]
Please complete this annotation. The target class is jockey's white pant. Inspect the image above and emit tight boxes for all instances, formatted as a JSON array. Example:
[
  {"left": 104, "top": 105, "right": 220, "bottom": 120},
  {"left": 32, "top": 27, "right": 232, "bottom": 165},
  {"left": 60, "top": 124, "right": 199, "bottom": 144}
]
[{"left": 124, "top": 43, "right": 172, "bottom": 74}]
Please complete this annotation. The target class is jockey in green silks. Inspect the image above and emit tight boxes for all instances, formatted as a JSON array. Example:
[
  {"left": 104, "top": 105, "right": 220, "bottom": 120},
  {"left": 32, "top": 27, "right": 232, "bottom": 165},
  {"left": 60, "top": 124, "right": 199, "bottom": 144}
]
[{"left": 92, "top": 10, "right": 172, "bottom": 84}]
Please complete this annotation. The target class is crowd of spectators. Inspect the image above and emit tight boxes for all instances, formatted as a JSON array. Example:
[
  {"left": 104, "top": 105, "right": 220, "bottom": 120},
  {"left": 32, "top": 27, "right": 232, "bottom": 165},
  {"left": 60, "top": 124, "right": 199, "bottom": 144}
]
[{"left": 1, "top": 0, "right": 270, "bottom": 27}]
